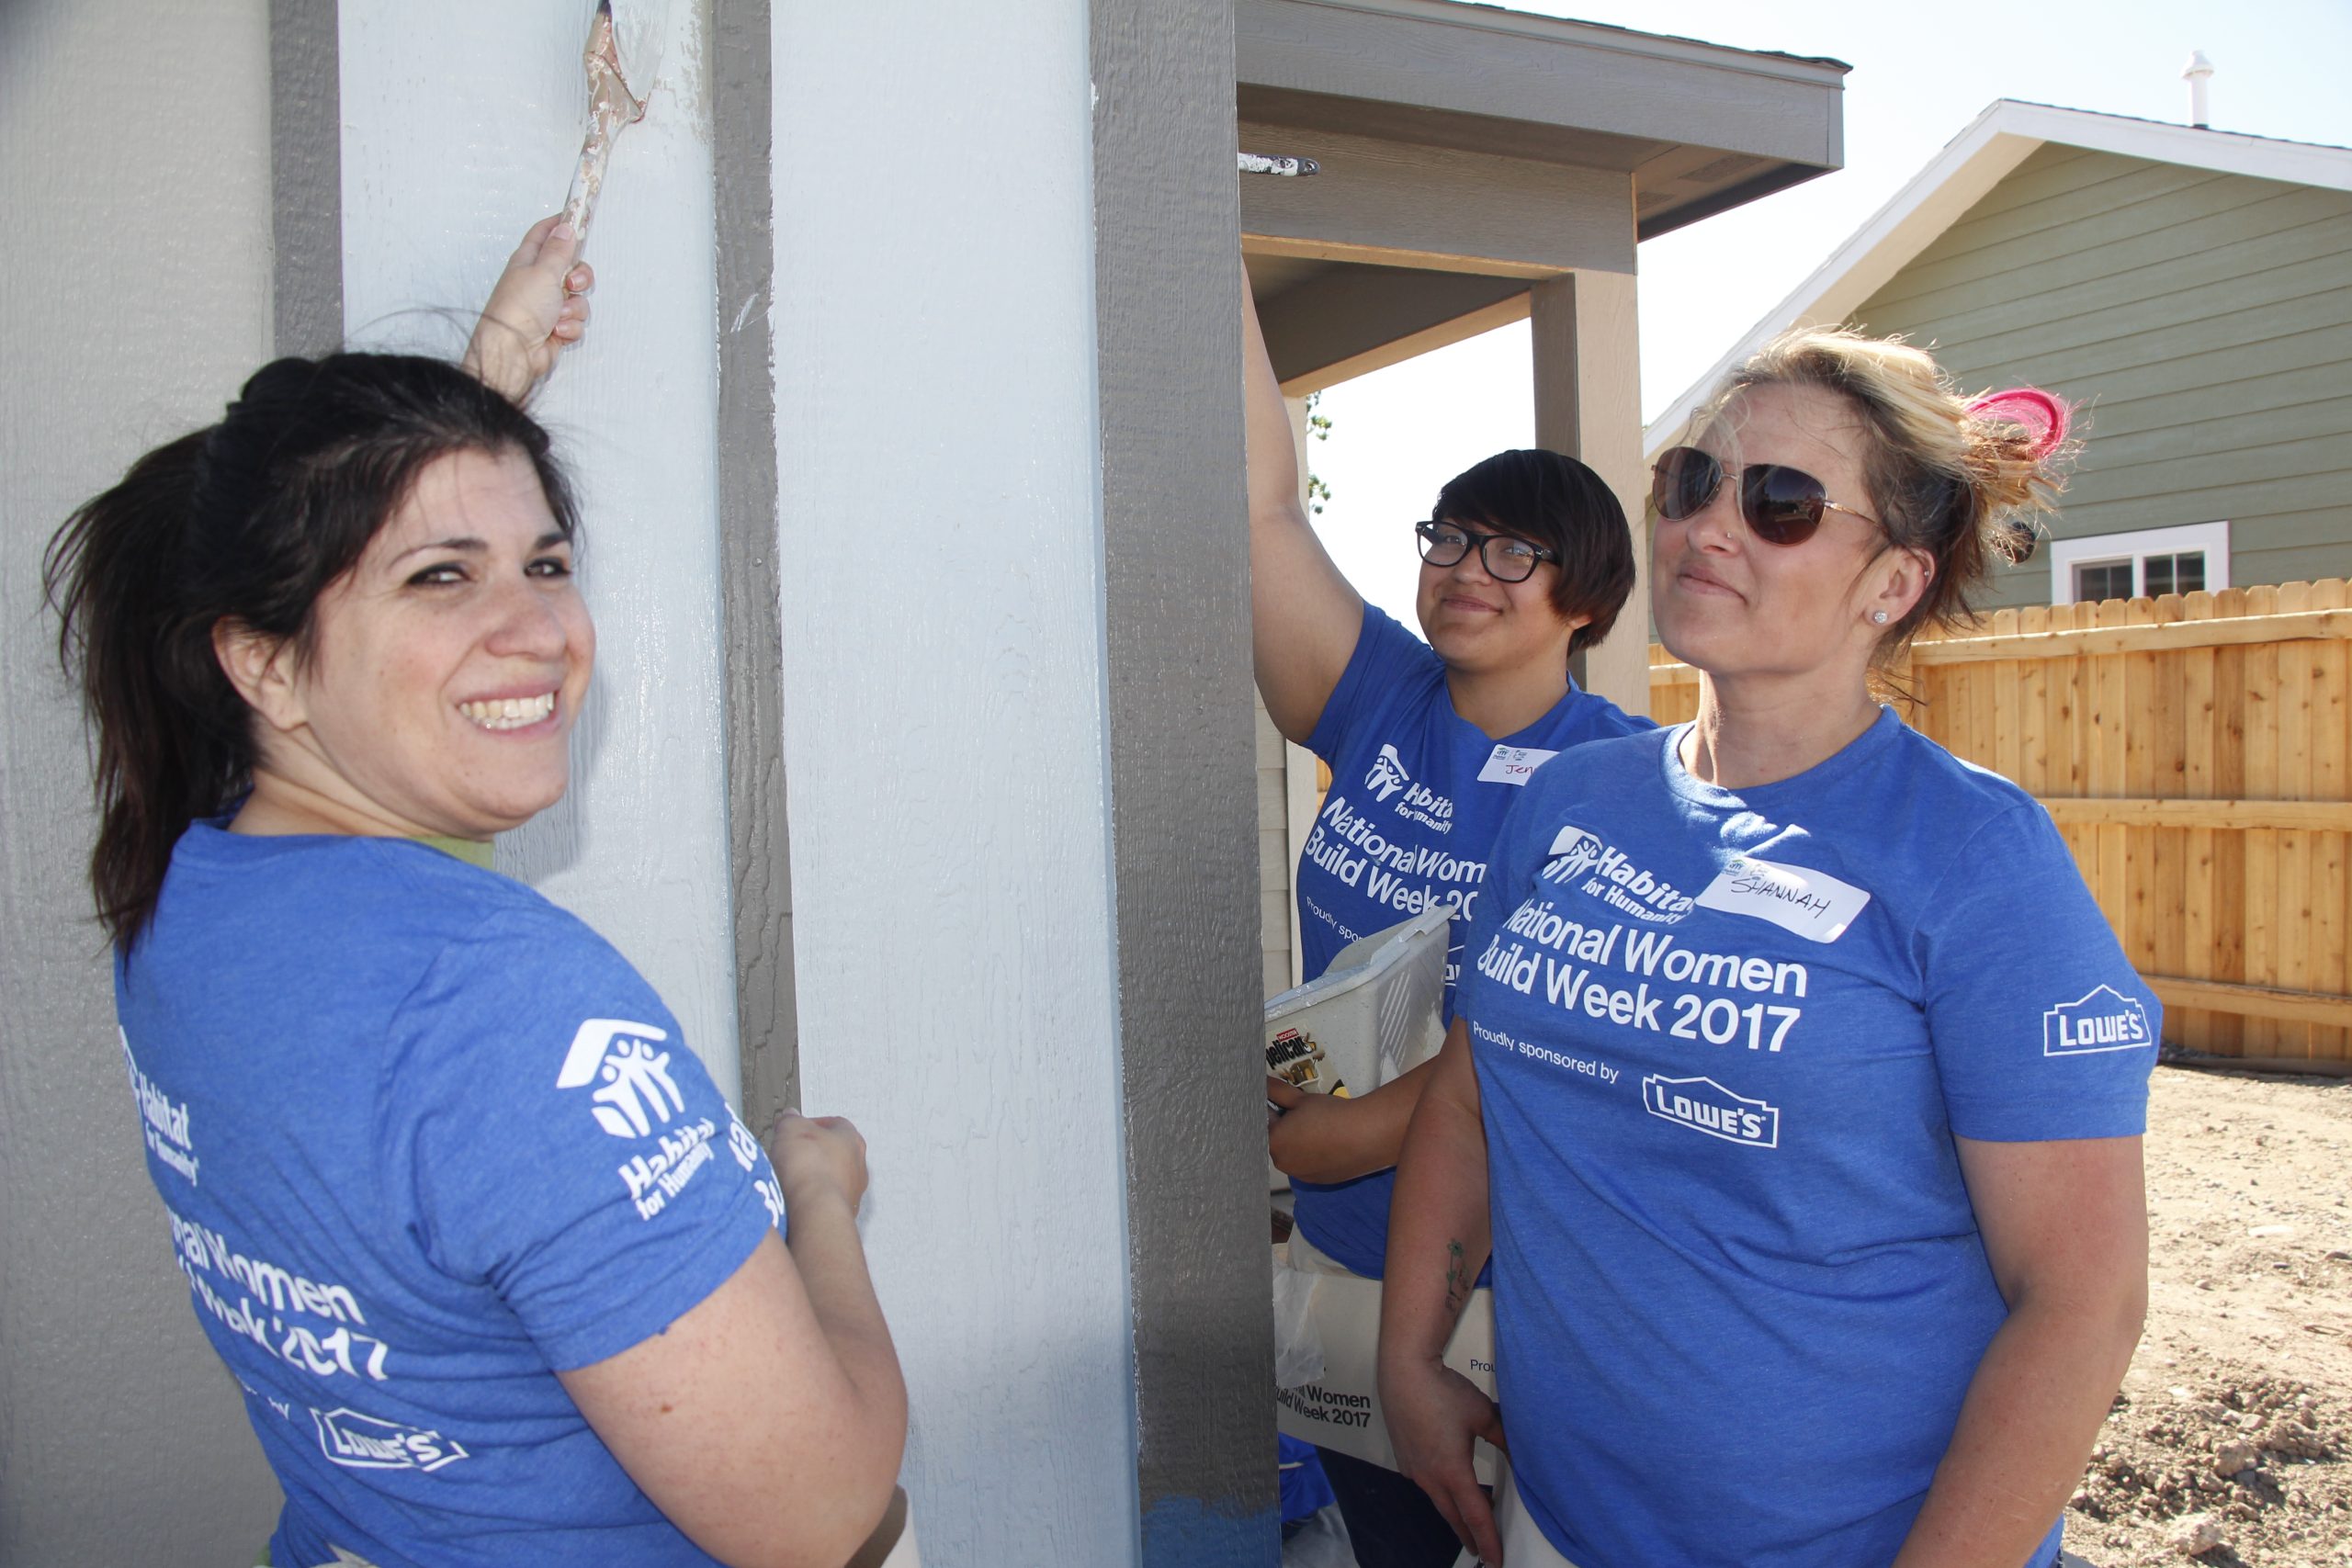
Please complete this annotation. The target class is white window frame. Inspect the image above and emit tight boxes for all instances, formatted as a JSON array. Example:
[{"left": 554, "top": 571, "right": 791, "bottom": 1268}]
[{"left": 2048, "top": 521, "right": 2231, "bottom": 604}]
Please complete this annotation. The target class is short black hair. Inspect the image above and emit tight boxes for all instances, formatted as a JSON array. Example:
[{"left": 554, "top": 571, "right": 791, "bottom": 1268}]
[{"left": 1432, "top": 449, "right": 1635, "bottom": 656}]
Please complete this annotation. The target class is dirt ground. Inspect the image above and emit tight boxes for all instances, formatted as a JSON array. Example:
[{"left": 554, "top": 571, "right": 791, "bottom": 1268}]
[{"left": 2064, "top": 1063, "right": 2352, "bottom": 1566}]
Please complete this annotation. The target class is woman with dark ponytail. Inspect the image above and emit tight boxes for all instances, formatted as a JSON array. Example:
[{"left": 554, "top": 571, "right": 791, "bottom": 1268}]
[{"left": 45, "top": 220, "right": 905, "bottom": 1568}]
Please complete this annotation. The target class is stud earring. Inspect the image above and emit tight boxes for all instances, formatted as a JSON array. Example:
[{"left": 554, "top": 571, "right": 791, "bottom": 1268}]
[{"left": 1871, "top": 610, "right": 1889, "bottom": 624}]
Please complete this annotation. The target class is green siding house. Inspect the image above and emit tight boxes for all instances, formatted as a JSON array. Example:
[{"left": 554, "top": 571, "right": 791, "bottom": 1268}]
[{"left": 1648, "top": 100, "right": 2352, "bottom": 609}]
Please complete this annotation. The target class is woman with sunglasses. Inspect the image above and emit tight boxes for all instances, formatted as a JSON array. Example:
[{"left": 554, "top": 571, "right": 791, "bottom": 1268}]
[
  {"left": 43, "top": 223, "right": 906, "bottom": 1568},
  {"left": 1380, "top": 328, "right": 2155, "bottom": 1568},
  {"left": 1243, "top": 273, "right": 1646, "bottom": 1566}
]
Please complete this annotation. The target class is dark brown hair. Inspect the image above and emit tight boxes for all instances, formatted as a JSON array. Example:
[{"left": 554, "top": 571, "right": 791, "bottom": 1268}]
[{"left": 42, "top": 353, "right": 578, "bottom": 952}]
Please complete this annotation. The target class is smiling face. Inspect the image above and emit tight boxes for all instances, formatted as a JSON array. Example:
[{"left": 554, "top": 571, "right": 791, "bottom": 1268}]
[
  {"left": 250, "top": 446, "right": 594, "bottom": 840},
  {"left": 1652, "top": 381, "right": 1922, "bottom": 686},
  {"left": 1414, "top": 523, "right": 1586, "bottom": 679}
]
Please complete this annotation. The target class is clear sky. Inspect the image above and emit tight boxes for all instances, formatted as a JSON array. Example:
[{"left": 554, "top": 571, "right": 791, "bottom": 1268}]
[{"left": 1306, "top": 0, "right": 2352, "bottom": 626}]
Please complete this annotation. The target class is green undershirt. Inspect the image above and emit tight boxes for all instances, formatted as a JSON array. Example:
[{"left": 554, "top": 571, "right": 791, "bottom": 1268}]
[{"left": 415, "top": 835, "right": 494, "bottom": 870}]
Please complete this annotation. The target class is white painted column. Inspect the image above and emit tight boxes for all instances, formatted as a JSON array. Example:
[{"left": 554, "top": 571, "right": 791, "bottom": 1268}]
[
  {"left": 1532, "top": 269, "right": 1652, "bottom": 716},
  {"left": 336, "top": 3, "right": 739, "bottom": 1091},
  {"left": 772, "top": 5, "right": 1142, "bottom": 1566}
]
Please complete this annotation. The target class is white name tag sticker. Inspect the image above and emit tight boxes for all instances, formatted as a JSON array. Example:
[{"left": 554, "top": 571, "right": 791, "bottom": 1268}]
[
  {"left": 1695, "top": 854, "right": 1871, "bottom": 943},
  {"left": 1477, "top": 745, "right": 1559, "bottom": 786}
]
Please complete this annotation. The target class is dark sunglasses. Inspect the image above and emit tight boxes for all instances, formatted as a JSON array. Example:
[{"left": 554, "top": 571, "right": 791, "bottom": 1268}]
[{"left": 1650, "top": 446, "right": 1880, "bottom": 547}]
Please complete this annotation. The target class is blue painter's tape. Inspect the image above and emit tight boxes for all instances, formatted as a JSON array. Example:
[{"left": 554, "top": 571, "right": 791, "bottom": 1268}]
[{"left": 1141, "top": 1496, "right": 1281, "bottom": 1567}]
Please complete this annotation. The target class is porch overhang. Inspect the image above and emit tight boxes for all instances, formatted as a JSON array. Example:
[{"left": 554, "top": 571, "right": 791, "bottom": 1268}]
[{"left": 1238, "top": 0, "right": 1849, "bottom": 391}]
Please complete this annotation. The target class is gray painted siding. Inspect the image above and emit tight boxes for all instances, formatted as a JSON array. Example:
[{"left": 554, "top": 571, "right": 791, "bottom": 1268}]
[
  {"left": 1851, "top": 143, "right": 2352, "bottom": 609},
  {"left": 1, "top": 1, "right": 286, "bottom": 1559}
]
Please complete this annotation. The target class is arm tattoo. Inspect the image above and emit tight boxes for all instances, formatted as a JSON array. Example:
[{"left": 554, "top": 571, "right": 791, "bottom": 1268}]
[{"left": 1443, "top": 1240, "right": 1471, "bottom": 1320}]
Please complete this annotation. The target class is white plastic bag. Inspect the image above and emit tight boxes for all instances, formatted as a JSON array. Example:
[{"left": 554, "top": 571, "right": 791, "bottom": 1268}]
[{"left": 1272, "top": 1241, "right": 1326, "bottom": 1391}]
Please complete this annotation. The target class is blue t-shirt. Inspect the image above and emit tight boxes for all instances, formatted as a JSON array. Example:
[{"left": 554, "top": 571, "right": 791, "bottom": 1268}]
[
  {"left": 117, "top": 826, "right": 787, "bottom": 1568},
  {"left": 1454, "top": 711, "right": 2158, "bottom": 1568},
  {"left": 1289, "top": 604, "right": 1649, "bottom": 1275}
]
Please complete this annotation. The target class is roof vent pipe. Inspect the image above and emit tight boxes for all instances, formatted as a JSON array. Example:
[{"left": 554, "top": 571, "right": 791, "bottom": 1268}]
[{"left": 2183, "top": 50, "right": 2214, "bottom": 129}]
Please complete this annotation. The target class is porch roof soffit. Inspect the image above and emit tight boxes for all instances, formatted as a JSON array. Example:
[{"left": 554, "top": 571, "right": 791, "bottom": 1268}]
[
  {"left": 1234, "top": 0, "right": 1849, "bottom": 390},
  {"left": 1235, "top": 0, "right": 1850, "bottom": 247}
]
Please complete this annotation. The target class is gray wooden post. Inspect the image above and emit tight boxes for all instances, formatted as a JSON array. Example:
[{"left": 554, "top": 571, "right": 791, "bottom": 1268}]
[{"left": 1095, "top": 1, "right": 1281, "bottom": 1562}]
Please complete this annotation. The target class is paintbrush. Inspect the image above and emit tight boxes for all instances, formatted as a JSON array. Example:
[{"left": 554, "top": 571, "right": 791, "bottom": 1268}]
[
  {"left": 1238, "top": 152, "right": 1319, "bottom": 177},
  {"left": 560, "top": 0, "right": 658, "bottom": 243}
]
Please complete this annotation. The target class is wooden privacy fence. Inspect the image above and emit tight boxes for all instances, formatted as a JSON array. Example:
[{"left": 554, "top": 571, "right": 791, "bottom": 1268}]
[{"left": 1650, "top": 580, "right": 2352, "bottom": 1069}]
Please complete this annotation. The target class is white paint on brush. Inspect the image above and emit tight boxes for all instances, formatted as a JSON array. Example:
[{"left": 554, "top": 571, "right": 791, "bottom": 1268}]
[
  {"left": 608, "top": 0, "right": 673, "bottom": 105},
  {"left": 1238, "top": 151, "right": 1317, "bottom": 176}
]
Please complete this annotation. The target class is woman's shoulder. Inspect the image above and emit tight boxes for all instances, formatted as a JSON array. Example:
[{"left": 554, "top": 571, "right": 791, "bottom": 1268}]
[
  {"left": 1868, "top": 725, "right": 2088, "bottom": 923},
  {"left": 371, "top": 852, "right": 641, "bottom": 995},
  {"left": 153, "top": 828, "right": 598, "bottom": 967},
  {"left": 373, "top": 856, "right": 679, "bottom": 1105},
  {"left": 1883, "top": 721, "right": 2050, "bottom": 837},
  {"left": 266, "top": 840, "right": 657, "bottom": 1028},
  {"left": 1349, "top": 604, "right": 1448, "bottom": 698},
  {"left": 1313, "top": 604, "right": 1450, "bottom": 755}
]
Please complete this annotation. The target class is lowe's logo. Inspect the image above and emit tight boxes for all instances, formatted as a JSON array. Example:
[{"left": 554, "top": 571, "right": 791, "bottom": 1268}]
[
  {"left": 312, "top": 1407, "right": 469, "bottom": 1473},
  {"left": 2041, "top": 986, "right": 2153, "bottom": 1056},
  {"left": 1642, "top": 1075, "right": 1779, "bottom": 1148}
]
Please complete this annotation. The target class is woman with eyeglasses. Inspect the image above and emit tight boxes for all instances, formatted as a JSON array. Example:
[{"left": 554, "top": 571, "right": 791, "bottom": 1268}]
[
  {"left": 43, "top": 222, "right": 907, "bottom": 1568},
  {"left": 1380, "top": 328, "right": 2156, "bottom": 1568},
  {"left": 1244, "top": 271, "right": 1648, "bottom": 1565}
]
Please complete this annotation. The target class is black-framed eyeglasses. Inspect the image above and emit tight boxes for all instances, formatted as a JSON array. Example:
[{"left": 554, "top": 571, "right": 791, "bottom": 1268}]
[
  {"left": 1414, "top": 521, "right": 1556, "bottom": 583},
  {"left": 1650, "top": 446, "right": 1882, "bottom": 547}
]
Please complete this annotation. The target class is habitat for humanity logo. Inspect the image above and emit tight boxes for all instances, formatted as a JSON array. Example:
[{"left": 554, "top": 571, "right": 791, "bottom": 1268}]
[
  {"left": 312, "top": 1407, "right": 468, "bottom": 1473},
  {"left": 1363, "top": 743, "right": 1456, "bottom": 830},
  {"left": 120, "top": 1027, "right": 199, "bottom": 1184},
  {"left": 1643, "top": 1074, "right": 1779, "bottom": 1147},
  {"left": 557, "top": 1019, "right": 685, "bottom": 1137},
  {"left": 1366, "top": 744, "right": 1412, "bottom": 802},
  {"left": 2041, "top": 985, "right": 2153, "bottom": 1056},
  {"left": 1543, "top": 826, "right": 1695, "bottom": 925}
]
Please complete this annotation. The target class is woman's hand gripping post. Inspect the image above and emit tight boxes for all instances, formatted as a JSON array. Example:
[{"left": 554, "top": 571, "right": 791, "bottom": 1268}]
[{"left": 557, "top": 1109, "right": 907, "bottom": 1568}]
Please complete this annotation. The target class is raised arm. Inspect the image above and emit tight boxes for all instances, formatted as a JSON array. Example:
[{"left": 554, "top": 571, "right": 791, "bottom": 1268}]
[
  {"left": 560, "top": 1112, "right": 908, "bottom": 1568},
  {"left": 1377, "top": 1019, "right": 1505, "bottom": 1563},
  {"left": 1891, "top": 1134, "right": 2147, "bottom": 1568},
  {"left": 464, "top": 215, "right": 595, "bottom": 401},
  {"left": 1244, "top": 264, "right": 1363, "bottom": 743}
]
